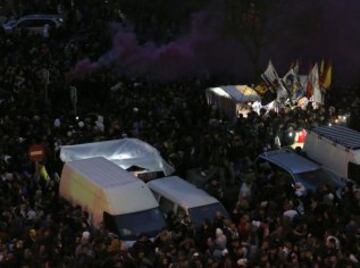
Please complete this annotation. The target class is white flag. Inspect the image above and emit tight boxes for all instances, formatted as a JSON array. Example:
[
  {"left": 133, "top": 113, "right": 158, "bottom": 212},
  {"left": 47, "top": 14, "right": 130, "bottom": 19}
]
[
  {"left": 283, "top": 68, "right": 303, "bottom": 101},
  {"left": 262, "top": 60, "right": 289, "bottom": 101},
  {"left": 261, "top": 60, "right": 279, "bottom": 87},
  {"left": 309, "top": 63, "right": 323, "bottom": 104}
]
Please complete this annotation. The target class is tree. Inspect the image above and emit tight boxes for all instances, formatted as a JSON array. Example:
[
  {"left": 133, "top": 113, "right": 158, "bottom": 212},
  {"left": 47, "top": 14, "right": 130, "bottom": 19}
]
[{"left": 223, "top": 0, "right": 287, "bottom": 78}]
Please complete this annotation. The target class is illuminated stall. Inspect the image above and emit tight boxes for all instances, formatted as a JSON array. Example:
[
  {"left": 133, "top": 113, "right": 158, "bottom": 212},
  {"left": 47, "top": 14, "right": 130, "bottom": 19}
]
[{"left": 206, "top": 85, "right": 261, "bottom": 120}]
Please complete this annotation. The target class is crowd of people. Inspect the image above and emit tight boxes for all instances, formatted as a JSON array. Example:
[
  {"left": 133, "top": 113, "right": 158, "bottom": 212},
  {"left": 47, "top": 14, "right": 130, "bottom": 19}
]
[{"left": 0, "top": 1, "right": 359, "bottom": 267}]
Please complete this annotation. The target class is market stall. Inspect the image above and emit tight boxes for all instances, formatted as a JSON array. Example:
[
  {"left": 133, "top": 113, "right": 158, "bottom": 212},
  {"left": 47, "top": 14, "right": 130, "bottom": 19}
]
[{"left": 206, "top": 85, "right": 261, "bottom": 120}]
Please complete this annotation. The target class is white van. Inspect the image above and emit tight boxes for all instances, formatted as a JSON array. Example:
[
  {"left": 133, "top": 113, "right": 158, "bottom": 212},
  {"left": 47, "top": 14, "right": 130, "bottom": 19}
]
[
  {"left": 59, "top": 157, "right": 166, "bottom": 242},
  {"left": 304, "top": 126, "right": 360, "bottom": 182},
  {"left": 147, "top": 176, "right": 229, "bottom": 227}
]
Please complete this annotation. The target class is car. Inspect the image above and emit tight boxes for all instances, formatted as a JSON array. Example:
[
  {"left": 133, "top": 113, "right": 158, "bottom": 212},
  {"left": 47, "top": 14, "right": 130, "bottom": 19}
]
[
  {"left": 2, "top": 14, "right": 64, "bottom": 34},
  {"left": 256, "top": 149, "right": 347, "bottom": 196}
]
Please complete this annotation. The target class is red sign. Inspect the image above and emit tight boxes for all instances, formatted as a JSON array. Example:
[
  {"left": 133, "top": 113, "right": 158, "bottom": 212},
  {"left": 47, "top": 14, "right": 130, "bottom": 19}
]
[{"left": 28, "top": 144, "right": 45, "bottom": 162}]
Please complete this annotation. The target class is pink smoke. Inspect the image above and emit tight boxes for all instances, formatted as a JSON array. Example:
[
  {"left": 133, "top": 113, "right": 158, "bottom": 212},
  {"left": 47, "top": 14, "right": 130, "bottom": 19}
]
[{"left": 69, "top": 5, "right": 249, "bottom": 81}]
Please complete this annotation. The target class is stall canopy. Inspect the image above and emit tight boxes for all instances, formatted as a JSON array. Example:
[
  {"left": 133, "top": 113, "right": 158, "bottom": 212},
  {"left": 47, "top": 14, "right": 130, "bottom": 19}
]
[
  {"left": 60, "top": 138, "right": 175, "bottom": 176},
  {"left": 207, "top": 85, "right": 261, "bottom": 103},
  {"left": 206, "top": 85, "right": 261, "bottom": 120}
]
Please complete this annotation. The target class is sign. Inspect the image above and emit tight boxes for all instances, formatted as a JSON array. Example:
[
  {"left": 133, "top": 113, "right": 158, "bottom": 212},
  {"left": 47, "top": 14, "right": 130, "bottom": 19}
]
[{"left": 28, "top": 144, "right": 45, "bottom": 162}]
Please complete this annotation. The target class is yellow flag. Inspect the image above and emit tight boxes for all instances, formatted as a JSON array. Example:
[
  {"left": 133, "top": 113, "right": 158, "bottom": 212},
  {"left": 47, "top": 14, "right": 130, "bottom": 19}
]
[
  {"left": 255, "top": 83, "right": 268, "bottom": 95},
  {"left": 320, "top": 59, "right": 325, "bottom": 75},
  {"left": 40, "top": 165, "right": 50, "bottom": 181},
  {"left": 323, "top": 64, "right": 332, "bottom": 89}
]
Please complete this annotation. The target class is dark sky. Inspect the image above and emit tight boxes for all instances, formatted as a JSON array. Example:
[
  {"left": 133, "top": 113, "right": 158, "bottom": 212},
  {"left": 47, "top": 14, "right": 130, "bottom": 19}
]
[
  {"left": 264, "top": 0, "right": 360, "bottom": 86},
  {"left": 73, "top": 0, "right": 360, "bottom": 85}
]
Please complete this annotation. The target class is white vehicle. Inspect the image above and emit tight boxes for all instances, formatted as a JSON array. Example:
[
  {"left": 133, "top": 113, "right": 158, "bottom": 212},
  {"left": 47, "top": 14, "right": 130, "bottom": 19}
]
[
  {"left": 256, "top": 149, "right": 346, "bottom": 195},
  {"left": 304, "top": 126, "right": 360, "bottom": 182},
  {"left": 2, "top": 14, "right": 64, "bottom": 34},
  {"left": 147, "top": 176, "right": 229, "bottom": 227},
  {"left": 59, "top": 157, "right": 166, "bottom": 243}
]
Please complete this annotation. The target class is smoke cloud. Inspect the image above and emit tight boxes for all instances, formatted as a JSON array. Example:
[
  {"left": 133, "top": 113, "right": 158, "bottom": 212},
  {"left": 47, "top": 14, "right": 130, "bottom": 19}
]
[
  {"left": 70, "top": 0, "right": 360, "bottom": 85},
  {"left": 70, "top": 1, "right": 254, "bottom": 82}
]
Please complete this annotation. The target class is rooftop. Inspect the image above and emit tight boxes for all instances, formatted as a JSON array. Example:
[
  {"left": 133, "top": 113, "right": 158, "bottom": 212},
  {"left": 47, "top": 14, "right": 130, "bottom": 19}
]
[
  {"left": 259, "top": 150, "right": 320, "bottom": 174},
  {"left": 312, "top": 125, "right": 360, "bottom": 150},
  {"left": 147, "top": 176, "right": 219, "bottom": 209}
]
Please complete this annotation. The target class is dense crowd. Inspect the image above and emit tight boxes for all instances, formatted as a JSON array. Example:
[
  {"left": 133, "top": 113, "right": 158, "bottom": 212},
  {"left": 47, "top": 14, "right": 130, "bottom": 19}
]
[{"left": 0, "top": 1, "right": 359, "bottom": 267}]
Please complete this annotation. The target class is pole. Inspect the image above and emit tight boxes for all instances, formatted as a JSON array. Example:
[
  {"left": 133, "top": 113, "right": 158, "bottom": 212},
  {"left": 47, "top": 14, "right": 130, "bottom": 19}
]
[{"left": 70, "top": 85, "right": 78, "bottom": 116}]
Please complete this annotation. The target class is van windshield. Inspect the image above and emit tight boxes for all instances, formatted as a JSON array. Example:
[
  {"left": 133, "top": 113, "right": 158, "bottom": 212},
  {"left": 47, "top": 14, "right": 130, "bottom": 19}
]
[
  {"left": 113, "top": 208, "right": 166, "bottom": 240},
  {"left": 295, "top": 169, "right": 342, "bottom": 191},
  {"left": 188, "top": 203, "right": 229, "bottom": 226}
]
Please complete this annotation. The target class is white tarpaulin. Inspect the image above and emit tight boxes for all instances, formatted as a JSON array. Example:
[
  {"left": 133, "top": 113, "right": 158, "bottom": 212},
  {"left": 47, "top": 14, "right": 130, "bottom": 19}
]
[{"left": 60, "top": 138, "right": 175, "bottom": 176}]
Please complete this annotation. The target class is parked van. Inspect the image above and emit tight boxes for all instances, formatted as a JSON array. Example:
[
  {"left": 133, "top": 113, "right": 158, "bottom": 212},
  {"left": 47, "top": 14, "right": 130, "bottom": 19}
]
[
  {"left": 59, "top": 157, "right": 166, "bottom": 242},
  {"left": 304, "top": 126, "right": 360, "bottom": 183},
  {"left": 256, "top": 149, "right": 346, "bottom": 195},
  {"left": 147, "top": 176, "right": 229, "bottom": 227}
]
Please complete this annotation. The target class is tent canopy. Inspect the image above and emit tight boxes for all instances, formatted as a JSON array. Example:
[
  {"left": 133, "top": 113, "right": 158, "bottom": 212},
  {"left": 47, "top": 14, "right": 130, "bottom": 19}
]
[
  {"left": 60, "top": 138, "right": 175, "bottom": 176},
  {"left": 207, "top": 85, "right": 261, "bottom": 103}
]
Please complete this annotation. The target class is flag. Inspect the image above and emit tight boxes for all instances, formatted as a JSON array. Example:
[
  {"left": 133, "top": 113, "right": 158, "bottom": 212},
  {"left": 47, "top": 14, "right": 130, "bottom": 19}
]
[
  {"left": 277, "top": 80, "right": 289, "bottom": 101},
  {"left": 322, "top": 62, "right": 332, "bottom": 89},
  {"left": 307, "top": 63, "right": 323, "bottom": 104},
  {"left": 40, "top": 165, "right": 50, "bottom": 181},
  {"left": 255, "top": 82, "right": 276, "bottom": 105},
  {"left": 320, "top": 59, "right": 325, "bottom": 76},
  {"left": 283, "top": 68, "right": 302, "bottom": 101},
  {"left": 306, "top": 64, "right": 315, "bottom": 98},
  {"left": 261, "top": 60, "right": 279, "bottom": 89},
  {"left": 261, "top": 60, "right": 288, "bottom": 101},
  {"left": 293, "top": 60, "right": 300, "bottom": 74},
  {"left": 283, "top": 69, "right": 296, "bottom": 89},
  {"left": 254, "top": 82, "right": 268, "bottom": 95}
]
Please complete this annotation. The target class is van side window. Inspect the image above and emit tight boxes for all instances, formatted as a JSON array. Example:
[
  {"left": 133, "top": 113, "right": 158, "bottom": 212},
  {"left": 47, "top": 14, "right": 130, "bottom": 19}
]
[
  {"left": 159, "top": 197, "right": 174, "bottom": 214},
  {"left": 177, "top": 206, "right": 187, "bottom": 218},
  {"left": 348, "top": 162, "right": 360, "bottom": 184},
  {"left": 103, "top": 212, "right": 117, "bottom": 234}
]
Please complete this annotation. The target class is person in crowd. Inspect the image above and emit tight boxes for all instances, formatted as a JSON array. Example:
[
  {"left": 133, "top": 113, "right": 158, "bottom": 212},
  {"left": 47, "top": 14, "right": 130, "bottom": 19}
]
[{"left": 0, "top": 1, "right": 359, "bottom": 267}]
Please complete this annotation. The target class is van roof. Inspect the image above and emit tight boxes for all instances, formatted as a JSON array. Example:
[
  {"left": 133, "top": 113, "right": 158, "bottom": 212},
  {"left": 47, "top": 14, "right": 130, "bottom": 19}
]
[
  {"left": 66, "top": 157, "right": 138, "bottom": 188},
  {"left": 259, "top": 150, "right": 320, "bottom": 174},
  {"left": 147, "top": 176, "right": 219, "bottom": 209},
  {"left": 63, "top": 157, "right": 159, "bottom": 215},
  {"left": 311, "top": 126, "right": 360, "bottom": 150}
]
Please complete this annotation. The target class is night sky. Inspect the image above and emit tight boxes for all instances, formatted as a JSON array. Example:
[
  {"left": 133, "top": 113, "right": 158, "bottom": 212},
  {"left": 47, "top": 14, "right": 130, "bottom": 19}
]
[
  {"left": 73, "top": 0, "right": 360, "bottom": 85},
  {"left": 265, "top": 0, "right": 360, "bottom": 86}
]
